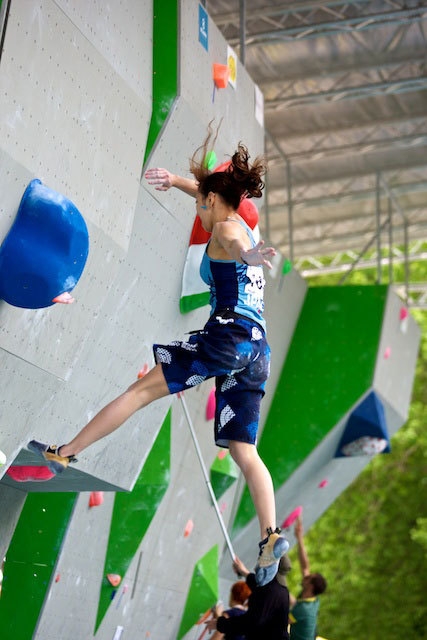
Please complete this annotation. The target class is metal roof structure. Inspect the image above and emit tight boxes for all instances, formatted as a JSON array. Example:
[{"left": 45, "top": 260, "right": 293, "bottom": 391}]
[{"left": 207, "top": 0, "right": 427, "bottom": 301}]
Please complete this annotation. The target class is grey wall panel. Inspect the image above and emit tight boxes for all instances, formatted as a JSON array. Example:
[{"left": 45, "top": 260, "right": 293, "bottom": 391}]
[
  {"left": 180, "top": 0, "right": 263, "bottom": 162},
  {"left": 1, "top": 0, "right": 149, "bottom": 252},
  {"left": 34, "top": 491, "right": 115, "bottom": 640},
  {"left": 0, "top": 151, "right": 36, "bottom": 247},
  {"left": 0, "top": 349, "right": 63, "bottom": 475},
  {"left": 374, "top": 288, "right": 420, "bottom": 420},
  {"left": 0, "top": 219, "right": 123, "bottom": 379},
  {"left": 55, "top": 0, "right": 152, "bottom": 101},
  {"left": 0, "top": 485, "right": 27, "bottom": 562}
]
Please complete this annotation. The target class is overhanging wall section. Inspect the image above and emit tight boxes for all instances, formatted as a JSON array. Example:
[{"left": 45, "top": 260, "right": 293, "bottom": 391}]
[{"left": 229, "top": 285, "right": 420, "bottom": 578}]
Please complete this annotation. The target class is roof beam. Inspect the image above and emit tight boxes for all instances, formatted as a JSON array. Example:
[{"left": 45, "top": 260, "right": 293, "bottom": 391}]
[
  {"left": 267, "top": 133, "right": 427, "bottom": 163},
  {"left": 265, "top": 203, "right": 427, "bottom": 233},
  {"left": 258, "top": 52, "right": 427, "bottom": 88},
  {"left": 266, "top": 76, "right": 427, "bottom": 109},
  {"left": 267, "top": 160, "right": 427, "bottom": 189},
  {"left": 228, "top": 7, "right": 427, "bottom": 45},
  {"left": 265, "top": 112, "right": 427, "bottom": 142},
  {"left": 211, "top": 0, "right": 372, "bottom": 26},
  {"left": 270, "top": 220, "right": 427, "bottom": 254},
  {"left": 266, "top": 180, "right": 427, "bottom": 212}
]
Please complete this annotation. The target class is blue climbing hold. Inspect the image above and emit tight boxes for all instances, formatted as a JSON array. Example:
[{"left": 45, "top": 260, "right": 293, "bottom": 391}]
[
  {"left": 335, "top": 391, "right": 391, "bottom": 457},
  {"left": 0, "top": 179, "right": 89, "bottom": 308}
]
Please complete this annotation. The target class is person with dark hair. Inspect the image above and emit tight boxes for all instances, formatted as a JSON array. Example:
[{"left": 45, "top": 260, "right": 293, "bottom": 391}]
[
  {"left": 206, "top": 555, "right": 290, "bottom": 640},
  {"left": 28, "top": 127, "right": 288, "bottom": 585},
  {"left": 289, "top": 516, "right": 327, "bottom": 640},
  {"left": 210, "top": 580, "right": 252, "bottom": 640}
]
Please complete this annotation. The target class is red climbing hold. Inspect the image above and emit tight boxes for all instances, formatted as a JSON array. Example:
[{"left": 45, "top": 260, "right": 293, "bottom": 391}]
[
  {"left": 6, "top": 465, "right": 55, "bottom": 482},
  {"left": 89, "top": 491, "right": 104, "bottom": 507}
]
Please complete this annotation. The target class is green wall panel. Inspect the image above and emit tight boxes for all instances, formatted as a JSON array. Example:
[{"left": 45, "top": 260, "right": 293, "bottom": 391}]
[
  {"left": 95, "top": 410, "right": 171, "bottom": 631},
  {"left": 177, "top": 544, "right": 219, "bottom": 640},
  {"left": 0, "top": 492, "right": 77, "bottom": 639},
  {"left": 210, "top": 450, "right": 239, "bottom": 500},
  {"left": 233, "top": 285, "right": 388, "bottom": 533},
  {"left": 144, "top": 0, "right": 179, "bottom": 164}
]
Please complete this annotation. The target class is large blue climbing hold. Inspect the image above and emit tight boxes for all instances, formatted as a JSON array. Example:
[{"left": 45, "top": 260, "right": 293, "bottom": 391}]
[
  {"left": 0, "top": 179, "right": 89, "bottom": 309},
  {"left": 335, "top": 390, "right": 391, "bottom": 457}
]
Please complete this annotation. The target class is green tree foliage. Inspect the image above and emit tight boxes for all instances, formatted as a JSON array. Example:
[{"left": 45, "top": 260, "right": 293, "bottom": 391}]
[{"left": 287, "top": 261, "right": 427, "bottom": 640}]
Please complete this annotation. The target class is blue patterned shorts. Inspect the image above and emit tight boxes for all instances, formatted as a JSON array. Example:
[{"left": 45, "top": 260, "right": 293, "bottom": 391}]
[{"left": 153, "top": 310, "right": 270, "bottom": 447}]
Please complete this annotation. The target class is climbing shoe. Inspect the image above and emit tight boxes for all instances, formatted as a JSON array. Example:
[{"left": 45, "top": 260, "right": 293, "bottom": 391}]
[
  {"left": 254, "top": 527, "right": 289, "bottom": 586},
  {"left": 28, "top": 440, "right": 77, "bottom": 475}
]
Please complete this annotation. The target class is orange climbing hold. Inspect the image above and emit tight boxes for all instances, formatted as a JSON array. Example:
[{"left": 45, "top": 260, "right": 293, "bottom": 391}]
[
  {"left": 137, "top": 363, "right": 149, "bottom": 379},
  {"left": 213, "top": 63, "right": 230, "bottom": 88},
  {"left": 107, "top": 574, "right": 122, "bottom": 587}
]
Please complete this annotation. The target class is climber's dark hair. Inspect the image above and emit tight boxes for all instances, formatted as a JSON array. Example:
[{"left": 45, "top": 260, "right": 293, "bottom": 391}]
[{"left": 190, "top": 121, "right": 267, "bottom": 210}]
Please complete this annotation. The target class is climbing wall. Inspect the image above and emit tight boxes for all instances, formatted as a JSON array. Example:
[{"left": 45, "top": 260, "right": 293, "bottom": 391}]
[
  {"left": 1, "top": 1, "right": 419, "bottom": 638},
  {"left": 0, "top": 1, "right": 306, "bottom": 639}
]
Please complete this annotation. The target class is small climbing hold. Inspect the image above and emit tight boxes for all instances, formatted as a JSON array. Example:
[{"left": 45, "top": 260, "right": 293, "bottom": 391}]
[
  {"left": 55, "top": 574, "right": 60, "bottom": 583},
  {"left": 282, "top": 259, "right": 292, "bottom": 275},
  {"left": 318, "top": 479, "right": 328, "bottom": 488},
  {"left": 384, "top": 346, "right": 391, "bottom": 359},
  {"left": 399, "top": 307, "right": 409, "bottom": 334},
  {"left": 107, "top": 574, "right": 122, "bottom": 587},
  {"left": 206, "top": 387, "right": 216, "bottom": 420},
  {"left": 184, "top": 519, "right": 194, "bottom": 538},
  {"left": 280, "top": 505, "right": 303, "bottom": 529},
  {"left": 204, "top": 150, "right": 217, "bottom": 170},
  {"left": 220, "top": 502, "right": 227, "bottom": 514},
  {"left": 89, "top": 491, "right": 104, "bottom": 507},
  {"left": 53, "top": 291, "right": 75, "bottom": 304},
  {"left": 213, "top": 63, "right": 230, "bottom": 88},
  {"left": 217, "top": 450, "right": 227, "bottom": 460},
  {"left": 137, "top": 363, "right": 149, "bottom": 379},
  {"left": 399, "top": 307, "right": 409, "bottom": 321}
]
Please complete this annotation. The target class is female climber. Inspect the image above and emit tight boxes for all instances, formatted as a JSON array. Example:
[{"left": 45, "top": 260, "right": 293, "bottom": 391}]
[{"left": 29, "top": 125, "right": 289, "bottom": 585}]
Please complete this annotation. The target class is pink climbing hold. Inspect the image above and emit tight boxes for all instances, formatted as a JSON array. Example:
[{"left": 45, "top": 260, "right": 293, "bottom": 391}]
[
  {"left": 318, "top": 479, "right": 328, "bottom": 488},
  {"left": 384, "top": 346, "right": 391, "bottom": 359},
  {"left": 137, "top": 363, "right": 149, "bottom": 379},
  {"left": 220, "top": 502, "right": 227, "bottom": 514},
  {"left": 184, "top": 519, "right": 194, "bottom": 538},
  {"left": 55, "top": 574, "right": 61, "bottom": 583},
  {"left": 280, "top": 506, "right": 303, "bottom": 529},
  {"left": 6, "top": 465, "right": 55, "bottom": 482},
  {"left": 107, "top": 574, "right": 122, "bottom": 587},
  {"left": 206, "top": 387, "right": 216, "bottom": 420},
  {"left": 218, "top": 449, "right": 227, "bottom": 460},
  {"left": 399, "top": 307, "right": 409, "bottom": 321},
  {"left": 89, "top": 491, "right": 104, "bottom": 507}
]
